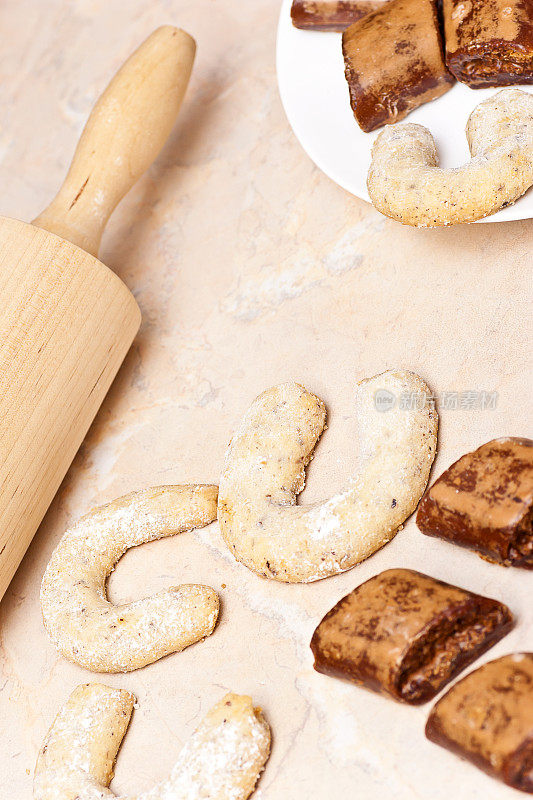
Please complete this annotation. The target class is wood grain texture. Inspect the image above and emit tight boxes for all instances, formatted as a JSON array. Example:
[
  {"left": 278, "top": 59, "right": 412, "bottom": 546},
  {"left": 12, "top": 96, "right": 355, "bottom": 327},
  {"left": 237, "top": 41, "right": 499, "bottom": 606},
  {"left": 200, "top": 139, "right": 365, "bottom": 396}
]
[
  {"left": 0, "top": 217, "right": 140, "bottom": 599},
  {"left": 0, "top": 26, "right": 196, "bottom": 599},
  {"left": 33, "top": 26, "right": 195, "bottom": 256}
]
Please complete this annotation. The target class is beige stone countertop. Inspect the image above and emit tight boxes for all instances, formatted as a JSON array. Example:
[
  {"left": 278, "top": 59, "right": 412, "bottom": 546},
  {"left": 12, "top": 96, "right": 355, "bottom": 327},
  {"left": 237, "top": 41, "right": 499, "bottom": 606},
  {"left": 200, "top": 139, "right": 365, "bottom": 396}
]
[{"left": 0, "top": 1, "right": 531, "bottom": 798}]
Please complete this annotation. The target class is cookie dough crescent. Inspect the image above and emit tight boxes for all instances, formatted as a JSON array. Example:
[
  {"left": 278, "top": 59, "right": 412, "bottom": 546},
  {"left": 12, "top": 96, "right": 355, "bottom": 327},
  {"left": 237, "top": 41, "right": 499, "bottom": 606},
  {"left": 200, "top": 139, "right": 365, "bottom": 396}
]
[
  {"left": 34, "top": 684, "right": 271, "bottom": 800},
  {"left": 40, "top": 485, "right": 219, "bottom": 673},
  {"left": 218, "top": 370, "right": 438, "bottom": 582},
  {"left": 367, "top": 88, "right": 533, "bottom": 226}
]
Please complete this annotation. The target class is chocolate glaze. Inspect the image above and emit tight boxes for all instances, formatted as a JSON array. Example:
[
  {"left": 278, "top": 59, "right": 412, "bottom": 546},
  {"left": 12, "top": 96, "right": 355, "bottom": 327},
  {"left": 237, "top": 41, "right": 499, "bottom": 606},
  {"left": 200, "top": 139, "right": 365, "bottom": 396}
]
[
  {"left": 417, "top": 438, "right": 533, "bottom": 569},
  {"left": 290, "top": 0, "right": 388, "bottom": 31},
  {"left": 310, "top": 568, "right": 513, "bottom": 704},
  {"left": 426, "top": 653, "right": 533, "bottom": 793},
  {"left": 342, "top": 0, "right": 454, "bottom": 132},
  {"left": 443, "top": 0, "right": 533, "bottom": 87}
]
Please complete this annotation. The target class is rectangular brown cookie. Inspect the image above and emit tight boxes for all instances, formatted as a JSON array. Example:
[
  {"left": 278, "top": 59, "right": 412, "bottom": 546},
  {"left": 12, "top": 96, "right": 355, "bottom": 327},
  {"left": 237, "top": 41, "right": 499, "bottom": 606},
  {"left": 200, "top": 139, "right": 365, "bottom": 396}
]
[
  {"left": 342, "top": 0, "right": 454, "bottom": 132},
  {"left": 426, "top": 653, "right": 533, "bottom": 793},
  {"left": 310, "top": 568, "right": 513, "bottom": 704},
  {"left": 443, "top": 0, "right": 533, "bottom": 88},
  {"left": 417, "top": 438, "right": 533, "bottom": 569},
  {"left": 291, "top": 1, "right": 388, "bottom": 31}
]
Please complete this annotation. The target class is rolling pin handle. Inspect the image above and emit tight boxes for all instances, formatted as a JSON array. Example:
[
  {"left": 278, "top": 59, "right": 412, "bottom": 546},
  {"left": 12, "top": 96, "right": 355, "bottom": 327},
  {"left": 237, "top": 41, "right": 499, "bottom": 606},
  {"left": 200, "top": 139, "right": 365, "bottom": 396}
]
[{"left": 32, "top": 26, "right": 196, "bottom": 257}]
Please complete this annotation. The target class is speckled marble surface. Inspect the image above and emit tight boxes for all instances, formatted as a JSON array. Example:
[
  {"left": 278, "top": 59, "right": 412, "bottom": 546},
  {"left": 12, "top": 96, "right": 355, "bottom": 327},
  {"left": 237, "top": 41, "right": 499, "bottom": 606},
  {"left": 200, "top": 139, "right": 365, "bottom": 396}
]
[{"left": 0, "top": 1, "right": 531, "bottom": 798}]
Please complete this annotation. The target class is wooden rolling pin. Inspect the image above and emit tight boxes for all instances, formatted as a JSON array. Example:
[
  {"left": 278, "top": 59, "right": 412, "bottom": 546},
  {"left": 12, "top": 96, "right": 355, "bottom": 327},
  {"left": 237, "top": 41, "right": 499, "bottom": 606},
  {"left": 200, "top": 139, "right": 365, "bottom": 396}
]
[{"left": 0, "top": 26, "right": 196, "bottom": 600}]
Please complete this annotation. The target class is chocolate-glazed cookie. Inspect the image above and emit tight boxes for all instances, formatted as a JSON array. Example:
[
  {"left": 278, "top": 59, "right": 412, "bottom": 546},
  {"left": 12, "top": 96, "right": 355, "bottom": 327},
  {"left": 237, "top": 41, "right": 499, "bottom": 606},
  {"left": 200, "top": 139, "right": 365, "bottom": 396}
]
[
  {"left": 417, "top": 438, "right": 533, "bottom": 569},
  {"left": 443, "top": 0, "right": 533, "bottom": 88},
  {"left": 310, "top": 569, "right": 513, "bottom": 704},
  {"left": 291, "top": 0, "right": 387, "bottom": 31},
  {"left": 342, "top": 0, "right": 454, "bottom": 132},
  {"left": 426, "top": 653, "right": 533, "bottom": 794}
]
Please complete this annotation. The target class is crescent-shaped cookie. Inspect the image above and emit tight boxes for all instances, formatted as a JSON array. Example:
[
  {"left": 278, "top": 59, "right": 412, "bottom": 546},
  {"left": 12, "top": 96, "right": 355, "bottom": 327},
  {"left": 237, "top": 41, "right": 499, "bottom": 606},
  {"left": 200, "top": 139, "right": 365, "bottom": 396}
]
[
  {"left": 34, "top": 683, "right": 271, "bottom": 800},
  {"left": 41, "top": 485, "right": 219, "bottom": 672},
  {"left": 218, "top": 370, "right": 438, "bottom": 582},
  {"left": 367, "top": 88, "right": 533, "bottom": 226}
]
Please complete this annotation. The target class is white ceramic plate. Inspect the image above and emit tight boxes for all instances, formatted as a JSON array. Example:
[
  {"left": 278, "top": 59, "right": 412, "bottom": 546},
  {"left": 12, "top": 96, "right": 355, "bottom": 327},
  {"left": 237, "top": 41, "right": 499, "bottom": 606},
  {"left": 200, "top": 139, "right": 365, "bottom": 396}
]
[{"left": 276, "top": 0, "right": 533, "bottom": 223}]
